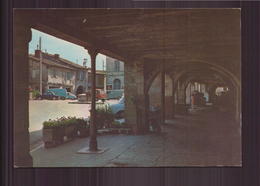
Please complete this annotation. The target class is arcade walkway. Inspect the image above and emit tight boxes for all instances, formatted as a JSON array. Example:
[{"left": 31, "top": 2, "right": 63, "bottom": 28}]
[{"left": 31, "top": 107, "right": 241, "bottom": 167}]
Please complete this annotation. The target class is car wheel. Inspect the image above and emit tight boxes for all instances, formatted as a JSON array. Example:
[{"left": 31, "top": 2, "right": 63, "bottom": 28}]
[{"left": 116, "top": 111, "right": 124, "bottom": 119}]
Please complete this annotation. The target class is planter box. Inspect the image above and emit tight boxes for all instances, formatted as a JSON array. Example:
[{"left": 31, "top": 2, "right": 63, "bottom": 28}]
[
  {"left": 64, "top": 125, "right": 77, "bottom": 139},
  {"left": 43, "top": 127, "right": 64, "bottom": 148},
  {"left": 78, "top": 128, "right": 89, "bottom": 138}
]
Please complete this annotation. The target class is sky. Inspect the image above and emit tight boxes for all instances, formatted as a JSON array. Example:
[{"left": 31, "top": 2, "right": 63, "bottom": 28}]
[{"left": 29, "top": 29, "right": 106, "bottom": 70}]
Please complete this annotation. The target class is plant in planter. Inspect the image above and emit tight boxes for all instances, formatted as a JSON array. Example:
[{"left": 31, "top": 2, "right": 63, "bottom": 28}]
[
  {"left": 76, "top": 118, "right": 90, "bottom": 138},
  {"left": 42, "top": 119, "right": 65, "bottom": 148},
  {"left": 96, "top": 104, "right": 114, "bottom": 129},
  {"left": 111, "top": 120, "right": 129, "bottom": 128},
  {"left": 62, "top": 116, "right": 78, "bottom": 139},
  {"left": 32, "top": 89, "right": 41, "bottom": 100},
  {"left": 110, "top": 120, "right": 132, "bottom": 134}
]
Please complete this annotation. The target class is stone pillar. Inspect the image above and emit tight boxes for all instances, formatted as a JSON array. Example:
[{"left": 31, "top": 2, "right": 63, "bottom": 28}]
[
  {"left": 125, "top": 61, "right": 146, "bottom": 134},
  {"left": 144, "top": 90, "right": 150, "bottom": 133},
  {"left": 207, "top": 86, "right": 216, "bottom": 104},
  {"left": 172, "top": 79, "right": 175, "bottom": 118},
  {"left": 176, "top": 81, "right": 186, "bottom": 105},
  {"left": 13, "top": 12, "right": 33, "bottom": 166},
  {"left": 87, "top": 48, "right": 99, "bottom": 151},
  {"left": 161, "top": 63, "right": 165, "bottom": 124}
]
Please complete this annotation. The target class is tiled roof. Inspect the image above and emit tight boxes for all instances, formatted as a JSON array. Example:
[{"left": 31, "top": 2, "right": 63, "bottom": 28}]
[
  {"left": 29, "top": 53, "right": 89, "bottom": 71},
  {"left": 29, "top": 55, "right": 75, "bottom": 70},
  {"left": 44, "top": 53, "right": 87, "bottom": 69}
]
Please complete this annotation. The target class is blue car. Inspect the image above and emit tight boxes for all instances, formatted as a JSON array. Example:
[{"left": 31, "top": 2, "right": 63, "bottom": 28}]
[
  {"left": 109, "top": 96, "right": 125, "bottom": 119},
  {"left": 47, "top": 88, "right": 77, "bottom": 100},
  {"left": 40, "top": 91, "right": 59, "bottom": 100}
]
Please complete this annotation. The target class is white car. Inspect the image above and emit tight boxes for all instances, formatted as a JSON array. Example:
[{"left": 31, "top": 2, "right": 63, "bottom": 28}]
[{"left": 109, "top": 96, "right": 125, "bottom": 119}]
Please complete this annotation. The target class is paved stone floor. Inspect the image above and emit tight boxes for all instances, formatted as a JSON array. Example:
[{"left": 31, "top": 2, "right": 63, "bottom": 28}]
[{"left": 31, "top": 107, "right": 241, "bottom": 167}]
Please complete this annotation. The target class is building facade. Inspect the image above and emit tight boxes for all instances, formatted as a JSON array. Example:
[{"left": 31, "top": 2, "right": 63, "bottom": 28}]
[
  {"left": 105, "top": 56, "right": 124, "bottom": 99},
  {"left": 87, "top": 70, "right": 106, "bottom": 90},
  {"left": 29, "top": 50, "right": 88, "bottom": 95}
]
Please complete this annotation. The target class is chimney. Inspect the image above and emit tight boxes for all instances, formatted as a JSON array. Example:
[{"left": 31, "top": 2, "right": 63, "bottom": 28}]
[
  {"left": 35, "top": 50, "right": 41, "bottom": 58},
  {"left": 54, "top": 54, "right": 60, "bottom": 59}
]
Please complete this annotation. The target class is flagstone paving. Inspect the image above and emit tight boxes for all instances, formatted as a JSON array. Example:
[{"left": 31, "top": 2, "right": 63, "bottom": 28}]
[{"left": 31, "top": 108, "right": 241, "bottom": 167}]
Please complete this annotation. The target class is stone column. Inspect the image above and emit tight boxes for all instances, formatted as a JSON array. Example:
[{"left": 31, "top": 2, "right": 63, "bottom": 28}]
[
  {"left": 124, "top": 61, "right": 146, "bottom": 134},
  {"left": 172, "top": 79, "right": 175, "bottom": 118},
  {"left": 144, "top": 90, "right": 150, "bottom": 132},
  {"left": 13, "top": 12, "right": 33, "bottom": 166},
  {"left": 161, "top": 63, "right": 165, "bottom": 124},
  {"left": 176, "top": 81, "right": 186, "bottom": 105},
  {"left": 87, "top": 48, "right": 99, "bottom": 151}
]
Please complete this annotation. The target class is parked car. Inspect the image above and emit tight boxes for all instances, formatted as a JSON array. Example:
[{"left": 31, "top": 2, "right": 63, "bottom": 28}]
[
  {"left": 45, "top": 88, "right": 77, "bottom": 100},
  {"left": 67, "top": 92, "right": 77, "bottom": 100},
  {"left": 83, "top": 89, "right": 107, "bottom": 101},
  {"left": 96, "top": 89, "right": 107, "bottom": 100},
  {"left": 106, "top": 90, "right": 123, "bottom": 99},
  {"left": 40, "top": 91, "right": 59, "bottom": 100},
  {"left": 109, "top": 96, "right": 125, "bottom": 119}
]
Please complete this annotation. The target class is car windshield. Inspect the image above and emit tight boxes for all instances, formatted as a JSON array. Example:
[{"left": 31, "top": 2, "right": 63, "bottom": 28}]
[{"left": 118, "top": 96, "right": 124, "bottom": 104}]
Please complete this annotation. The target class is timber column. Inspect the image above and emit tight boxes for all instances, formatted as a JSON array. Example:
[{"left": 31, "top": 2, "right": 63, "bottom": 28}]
[
  {"left": 13, "top": 11, "right": 33, "bottom": 166},
  {"left": 88, "top": 48, "right": 99, "bottom": 151}
]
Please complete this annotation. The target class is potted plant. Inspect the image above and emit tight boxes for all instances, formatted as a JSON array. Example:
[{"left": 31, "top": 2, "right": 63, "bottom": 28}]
[
  {"left": 63, "top": 117, "right": 78, "bottom": 139},
  {"left": 77, "top": 118, "right": 90, "bottom": 138},
  {"left": 32, "top": 89, "right": 41, "bottom": 100},
  {"left": 42, "top": 119, "right": 65, "bottom": 148},
  {"left": 96, "top": 104, "right": 114, "bottom": 129}
]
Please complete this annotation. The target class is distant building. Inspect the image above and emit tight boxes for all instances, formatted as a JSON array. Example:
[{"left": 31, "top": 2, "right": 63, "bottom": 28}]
[
  {"left": 105, "top": 56, "right": 124, "bottom": 99},
  {"left": 29, "top": 50, "right": 88, "bottom": 95},
  {"left": 87, "top": 70, "right": 106, "bottom": 90}
]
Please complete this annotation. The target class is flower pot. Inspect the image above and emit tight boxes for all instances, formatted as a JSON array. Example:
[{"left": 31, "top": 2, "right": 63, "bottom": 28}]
[{"left": 43, "top": 127, "right": 64, "bottom": 148}]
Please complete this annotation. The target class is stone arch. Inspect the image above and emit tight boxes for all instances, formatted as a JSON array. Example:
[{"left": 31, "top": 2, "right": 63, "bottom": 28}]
[
  {"left": 113, "top": 78, "right": 121, "bottom": 90},
  {"left": 76, "top": 85, "right": 84, "bottom": 95}
]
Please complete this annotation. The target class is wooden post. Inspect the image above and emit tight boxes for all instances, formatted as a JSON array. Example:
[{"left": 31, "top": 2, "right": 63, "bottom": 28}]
[{"left": 88, "top": 48, "right": 98, "bottom": 151}]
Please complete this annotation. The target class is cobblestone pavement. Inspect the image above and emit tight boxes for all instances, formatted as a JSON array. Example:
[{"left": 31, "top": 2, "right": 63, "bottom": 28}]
[
  {"left": 31, "top": 107, "right": 241, "bottom": 167},
  {"left": 29, "top": 99, "right": 118, "bottom": 148}
]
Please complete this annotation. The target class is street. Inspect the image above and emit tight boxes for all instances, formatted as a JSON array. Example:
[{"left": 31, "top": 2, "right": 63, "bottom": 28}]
[{"left": 29, "top": 99, "right": 118, "bottom": 148}]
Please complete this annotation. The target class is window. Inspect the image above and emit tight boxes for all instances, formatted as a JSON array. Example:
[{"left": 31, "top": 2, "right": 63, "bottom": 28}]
[
  {"left": 50, "top": 68, "right": 57, "bottom": 78},
  {"left": 80, "top": 71, "right": 85, "bottom": 81},
  {"left": 66, "top": 72, "right": 72, "bottom": 80},
  {"left": 32, "top": 69, "right": 38, "bottom": 79},
  {"left": 113, "top": 79, "right": 121, "bottom": 90},
  {"left": 114, "top": 61, "right": 120, "bottom": 72}
]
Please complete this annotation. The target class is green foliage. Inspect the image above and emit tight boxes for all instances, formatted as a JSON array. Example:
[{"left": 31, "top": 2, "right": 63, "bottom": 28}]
[
  {"left": 76, "top": 118, "right": 90, "bottom": 129},
  {"left": 32, "top": 89, "right": 40, "bottom": 98},
  {"left": 95, "top": 103, "right": 114, "bottom": 129},
  {"left": 43, "top": 116, "right": 89, "bottom": 129},
  {"left": 111, "top": 120, "right": 128, "bottom": 128}
]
